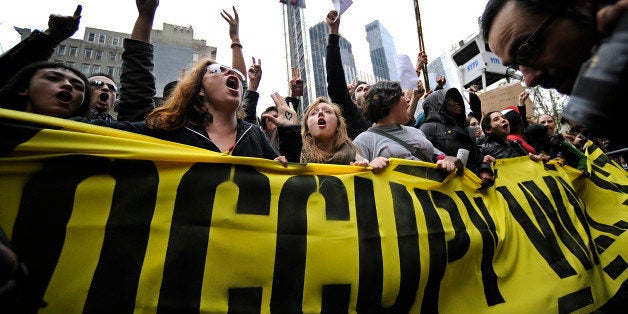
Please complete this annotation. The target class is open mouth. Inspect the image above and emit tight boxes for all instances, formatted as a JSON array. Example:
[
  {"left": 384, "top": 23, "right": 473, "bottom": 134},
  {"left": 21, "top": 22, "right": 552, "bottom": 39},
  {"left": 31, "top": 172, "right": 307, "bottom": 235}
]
[
  {"left": 99, "top": 92, "right": 109, "bottom": 101},
  {"left": 56, "top": 91, "right": 72, "bottom": 103},
  {"left": 226, "top": 76, "right": 240, "bottom": 90},
  {"left": 317, "top": 118, "right": 327, "bottom": 127}
]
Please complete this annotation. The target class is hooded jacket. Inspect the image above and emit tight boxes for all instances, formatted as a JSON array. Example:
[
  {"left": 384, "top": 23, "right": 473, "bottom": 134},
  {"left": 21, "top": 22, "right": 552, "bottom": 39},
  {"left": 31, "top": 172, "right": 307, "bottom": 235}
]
[{"left": 419, "top": 88, "right": 490, "bottom": 175}]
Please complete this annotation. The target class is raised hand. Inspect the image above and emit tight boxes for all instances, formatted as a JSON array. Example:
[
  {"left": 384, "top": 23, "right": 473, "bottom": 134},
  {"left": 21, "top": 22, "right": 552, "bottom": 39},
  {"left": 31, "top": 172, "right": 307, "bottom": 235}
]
[
  {"left": 220, "top": 6, "right": 240, "bottom": 41},
  {"left": 45, "top": 5, "right": 82, "bottom": 43},
  {"left": 518, "top": 90, "right": 530, "bottom": 106},
  {"left": 415, "top": 80, "right": 425, "bottom": 97},
  {"left": 248, "top": 57, "right": 262, "bottom": 91},
  {"left": 326, "top": 10, "right": 340, "bottom": 34},
  {"left": 289, "top": 67, "right": 303, "bottom": 97},
  {"left": 264, "top": 92, "right": 298, "bottom": 127},
  {"left": 436, "top": 76, "right": 446, "bottom": 88},
  {"left": 136, "top": 0, "right": 159, "bottom": 16},
  {"left": 415, "top": 51, "right": 428, "bottom": 75}
]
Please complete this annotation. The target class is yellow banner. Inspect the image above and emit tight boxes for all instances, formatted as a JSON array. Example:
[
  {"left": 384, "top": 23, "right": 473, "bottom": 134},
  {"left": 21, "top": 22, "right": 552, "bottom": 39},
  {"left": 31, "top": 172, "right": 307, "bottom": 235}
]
[{"left": 1, "top": 109, "right": 627, "bottom": 313}]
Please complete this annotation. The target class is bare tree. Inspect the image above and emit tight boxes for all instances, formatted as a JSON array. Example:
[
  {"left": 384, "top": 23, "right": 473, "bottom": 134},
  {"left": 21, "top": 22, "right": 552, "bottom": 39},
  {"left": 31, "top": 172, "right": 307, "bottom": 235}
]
[{"left": 529, "top": 86, "right": 569, "bottom": 123}]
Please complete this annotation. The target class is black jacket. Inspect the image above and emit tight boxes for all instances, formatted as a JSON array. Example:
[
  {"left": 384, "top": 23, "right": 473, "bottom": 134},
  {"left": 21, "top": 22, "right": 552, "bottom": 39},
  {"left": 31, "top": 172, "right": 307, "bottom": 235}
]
[
  {"left": 71, "top": 118, "right": 302, "bottom": 162},
  {"left": 480, "top": 135, "right": 528, "bottom": 159},
  {"left": 420, "top": 89, "right": 490, "bottom": 175},
  {"left": 0, "top": 30, "right": 58, "bottom": 87},
  {"left": 326, "top": 34, "right": 370, "bottom": 139}
]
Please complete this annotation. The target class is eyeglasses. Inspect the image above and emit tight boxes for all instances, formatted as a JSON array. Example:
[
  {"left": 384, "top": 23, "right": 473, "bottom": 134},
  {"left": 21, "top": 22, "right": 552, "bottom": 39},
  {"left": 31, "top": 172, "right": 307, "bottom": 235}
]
[
  {"left": 207, "top": 63, "right": 245, "bottom": 82},
  {"left": 512, "top": 4, "right": 563, "bottom": 68},
  {"left": 90, "top": 80, "right": 117, "bottom": 93}
]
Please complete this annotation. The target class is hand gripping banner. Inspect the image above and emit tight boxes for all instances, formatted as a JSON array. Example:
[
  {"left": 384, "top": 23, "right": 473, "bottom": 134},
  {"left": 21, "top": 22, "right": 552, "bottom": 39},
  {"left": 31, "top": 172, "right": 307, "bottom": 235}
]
[{"left": 1, "top": 109, "right": 627, "bottom": 313}]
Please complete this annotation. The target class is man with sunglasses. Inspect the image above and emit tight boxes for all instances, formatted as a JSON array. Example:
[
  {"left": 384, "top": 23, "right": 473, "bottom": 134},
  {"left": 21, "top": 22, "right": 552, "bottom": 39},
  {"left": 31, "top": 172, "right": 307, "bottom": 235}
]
[
  {"left": 88, "top": 74, "right": 117, "bottom": 120},
  {"left": 482, "top": 0, "right": 628, "bottom": 146},
  {"left": 482, "top": 0, "right": 590, "bottom": 94},
  {"left": 481, "top": 0, "right": 627, "bottom": 95}
]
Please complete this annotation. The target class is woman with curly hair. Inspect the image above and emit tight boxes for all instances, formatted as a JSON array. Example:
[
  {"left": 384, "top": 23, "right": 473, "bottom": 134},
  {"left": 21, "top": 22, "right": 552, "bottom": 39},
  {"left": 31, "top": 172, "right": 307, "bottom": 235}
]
[{"left": 353, "top": 81, "right": 461, "bottom": 173}]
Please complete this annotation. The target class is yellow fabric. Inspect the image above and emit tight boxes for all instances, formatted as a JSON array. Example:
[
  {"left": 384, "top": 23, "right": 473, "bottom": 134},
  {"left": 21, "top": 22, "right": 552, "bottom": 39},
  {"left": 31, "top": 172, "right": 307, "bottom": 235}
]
[{"left": 1, "top": 109, "right": 627, "bottom": 313}]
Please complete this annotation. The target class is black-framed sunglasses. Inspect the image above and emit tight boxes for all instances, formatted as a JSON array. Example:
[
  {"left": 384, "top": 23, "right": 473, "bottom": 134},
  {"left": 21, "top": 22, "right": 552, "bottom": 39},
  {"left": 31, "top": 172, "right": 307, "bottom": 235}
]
[
  {"left": 513, "top": 4, "right": 564, "bottom": 68},
  {"left": 90, "top": 80, "right": 117, "bottom": 93}
]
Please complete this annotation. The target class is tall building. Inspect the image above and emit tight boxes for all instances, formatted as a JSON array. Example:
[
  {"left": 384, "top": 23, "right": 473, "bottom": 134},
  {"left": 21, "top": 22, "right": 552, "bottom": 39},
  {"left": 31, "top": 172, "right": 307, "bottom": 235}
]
[
  {"left": 281, "top": 0, "right": 313, "bottom": 116},
  {"left": 365, "top": 20, "right": 399, "bottom": 82},
  {"left": 17, "top": 23, "right": 217, "bottom": 97},
  {"left": 308, "top": 21, "right": 357, "bottom": 100},
  {"left": 426, "top": 52, "right": 461, "bottom": 91}
]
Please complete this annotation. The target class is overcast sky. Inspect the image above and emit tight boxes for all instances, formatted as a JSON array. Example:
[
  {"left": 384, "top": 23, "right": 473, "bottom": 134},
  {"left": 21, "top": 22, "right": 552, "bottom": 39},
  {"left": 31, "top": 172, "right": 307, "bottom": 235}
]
[{"left": 1, "top": 0, "right": 488, "bottom": 112}]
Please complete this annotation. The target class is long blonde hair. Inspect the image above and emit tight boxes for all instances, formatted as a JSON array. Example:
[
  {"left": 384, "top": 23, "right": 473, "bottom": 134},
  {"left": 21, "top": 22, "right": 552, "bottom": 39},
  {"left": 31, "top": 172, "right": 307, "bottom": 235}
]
[
  {"left": 146, "top": 58, "right": 243, "bottom": 131},
  {"left": 300, "top": 97, "right": 361, "bottom": 163}
]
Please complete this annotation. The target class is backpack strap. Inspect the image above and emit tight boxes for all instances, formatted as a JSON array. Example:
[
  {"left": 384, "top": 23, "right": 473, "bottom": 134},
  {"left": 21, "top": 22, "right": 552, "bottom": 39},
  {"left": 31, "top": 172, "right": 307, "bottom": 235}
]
[{"left": 368, "top": 127, "right": 429, "bottom": 161}]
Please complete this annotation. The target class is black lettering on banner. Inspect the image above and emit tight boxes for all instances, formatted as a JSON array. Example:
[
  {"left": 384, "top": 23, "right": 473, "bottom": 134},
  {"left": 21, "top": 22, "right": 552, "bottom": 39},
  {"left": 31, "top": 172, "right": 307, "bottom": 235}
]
[
  {"left": 354, "top": 177, "right": 384, "bottom": 313},
  {"left": 522, "top": 179, "right": 593, "bottom": 270},
  {"left": 0, "top": 119, "right": 58, "bottom": 155},
  {"left": 393, "top": 164, "right": 448, "bottom": 182},
  {"left": 228, "top": 287, "right": 263, "bottom": 314},
  {"left": 456, "top": 192, "right": 504, "bottom": 306},
  {"left": 318, "top": 176, "right": 350, "bottom": 221},
  {"left": 603, "top": 256, "right": 628, "bottom": 280},
  {"left": 544, "top": 163, "right": 558, "bottom": 171},
  {"left": 557, "top": 287, "right": 593, "bottom": 313},
  {"left": 233, "top": 165, "right": 270, "bottom": 215},
  {"left": 414, "top": 189, "right": 447, "bottom": 313},
  {"left": 307, "top": 176, "right": 352, "bottom": 311},
  {"left": 431, "top": 191, "right": 470, "bottom": 262},
  {"left": 496, "top": 186, "right": 577, "bottom": 278},
  {"left": 157, "top": 163, "right": 231, "bottom": 314},
  {"left": 552, "top": 177, "right": 600, "bottom": 264},
  {"left": 590, "top": 166, "right": 628, "bottom": 194},
  {"left": 556, "top": 177, "right": 627, "bottom": 256},
  {"left": 387, "top": 182, "right": 421, "bottom": 312},
  {"left": 83, "top": 160, "right": 159, "bottom": 313},
  {"left": 473, "top": 198, "right": 498, "bottom": 245},
  {"left": 11, "top": 156, "right": 111, "bottom": 312},
  {"left": 270, "top": 175, "right": 315, "bottom": 313},
  {"left": 321, "top": 284, "right": 351, "bottom": 314}
]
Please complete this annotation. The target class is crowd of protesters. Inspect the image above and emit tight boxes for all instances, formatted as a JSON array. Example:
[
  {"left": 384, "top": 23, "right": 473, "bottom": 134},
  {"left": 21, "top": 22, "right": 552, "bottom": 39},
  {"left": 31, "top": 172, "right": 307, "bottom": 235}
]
[{"left": 1, "top": 0, "right": 627, "bottom": 309}]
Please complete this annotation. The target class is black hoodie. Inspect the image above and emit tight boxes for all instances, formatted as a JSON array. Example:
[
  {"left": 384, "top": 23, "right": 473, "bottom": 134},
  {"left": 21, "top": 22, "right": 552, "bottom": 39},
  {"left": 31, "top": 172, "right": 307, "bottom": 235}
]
[{"left": 419, "top": 88, "right": 490, "bottom": 175}]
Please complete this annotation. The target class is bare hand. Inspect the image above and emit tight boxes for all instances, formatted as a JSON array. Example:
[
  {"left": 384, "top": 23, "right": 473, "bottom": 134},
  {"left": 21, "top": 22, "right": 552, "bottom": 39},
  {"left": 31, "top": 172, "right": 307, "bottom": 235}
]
[
  {"left": 483, "top": 155, "right": 496, "bottom": 165},
  {"left": 440, "top": 155, "right": 464, "bottom": 174},
  {"left": 274, "top": 155, "right": 288, "bottom": 167},
  {"left": 45, "top": 5, "right": 81, "bottom": 42},
  {"left": 326, "top": 10, "right": 340, "bottom": 34},
  {"left": 597, "top": 0, "right": 628, "bottom": 35},
  {"left": 436, "top": 76, "right": 446, "bottom": 88},
  {"left": 136, "top": 0, "right": 159, "bottom": 16},
  {"left": 518, "top": 91, "right": 529, "bottom": 106},
  {"left": 368, "top": 156, "right": 389, "bottom": 173},
  {"left": 416, "top": 51, "right": 428, "bottom": 74},
  {"left": 290, "top": 68, "right": 304, "bottom": 97},
  {"left": 528, "top": 153, "right": 543, "bottom": 162},
  {"left": 265, "top": 92, "right": 298, "bottom": 127},
  {"left": 414, "top": 80, "right": 425, "bottom": 97},
  {"left": 248, "top": 57, "right": 262, "bottom": 91},
  {"left": 220, "top": 6, "right": 240, "bottom": 40}
]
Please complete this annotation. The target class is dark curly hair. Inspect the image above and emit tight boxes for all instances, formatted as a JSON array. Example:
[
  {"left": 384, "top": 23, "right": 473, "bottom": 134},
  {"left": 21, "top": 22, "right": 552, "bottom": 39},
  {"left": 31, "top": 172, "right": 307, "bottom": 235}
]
[
  {"left": 362, "top": 81, "right": 402, "bottom": 123},
  {"left": 0, "top": 61, "right": 91, "bottom": 118}
]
